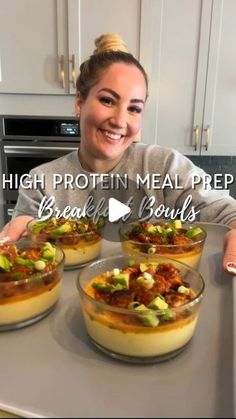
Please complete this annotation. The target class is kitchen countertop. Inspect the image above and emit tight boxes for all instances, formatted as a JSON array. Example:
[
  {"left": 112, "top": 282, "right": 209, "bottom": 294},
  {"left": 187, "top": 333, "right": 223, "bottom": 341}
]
[{"left": 0, "top": 223, "right": 235, "bottom": 418}]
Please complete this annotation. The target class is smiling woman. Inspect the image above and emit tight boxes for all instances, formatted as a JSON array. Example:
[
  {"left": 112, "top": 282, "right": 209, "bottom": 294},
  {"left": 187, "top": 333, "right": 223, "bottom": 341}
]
[
  {"left": 0, "top": 32, "right": 236, "bottom": 274},
  {"left": 75, "top": 45, "right": 148, "bottom": 173}
]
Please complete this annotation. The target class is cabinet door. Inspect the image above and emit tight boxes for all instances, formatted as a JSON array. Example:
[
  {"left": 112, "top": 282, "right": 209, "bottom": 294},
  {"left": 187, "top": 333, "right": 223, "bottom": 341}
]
[
  {"left": 201, "top": 0, "right": 236, "bottom": 155},
  {"left": 140, "top": 0, "right": 212, "bottom": 154},
  {"left": 0, "top": 0, "right": 64, "bottom": 94},
  {"left": 67, "top": 0, "right": 141, "bottom": 95}
]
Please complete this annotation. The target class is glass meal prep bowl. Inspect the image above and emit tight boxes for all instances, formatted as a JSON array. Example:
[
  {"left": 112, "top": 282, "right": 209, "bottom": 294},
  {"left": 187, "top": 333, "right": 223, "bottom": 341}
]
[
  {"left": 27, "top": 216, "right": 104, "bottom": 269},
  {"left": 119, "top": 219, "right": 207, "bottom": 270},
  {"left": 77, "top": 253, "right": 205, "bottom": 364},
  {"left": 0, "top": 238, "right": 64, "bottom": 331}
]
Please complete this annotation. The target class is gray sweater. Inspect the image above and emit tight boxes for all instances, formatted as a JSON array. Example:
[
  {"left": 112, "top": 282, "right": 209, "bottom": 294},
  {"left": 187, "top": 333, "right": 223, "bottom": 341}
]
[{"left": 13, "top": 143, "right": 236, "bottom": 225}]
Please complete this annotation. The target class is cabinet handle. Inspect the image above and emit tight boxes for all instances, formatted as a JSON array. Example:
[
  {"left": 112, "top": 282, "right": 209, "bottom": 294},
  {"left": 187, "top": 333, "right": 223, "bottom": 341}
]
[
  {"left": 193, "top": 125, "right": 200, "bottom": 151},
  {"left": 59, "top": 55, "right": 65, "bottom": 89},
  {"left": 203, "top": 125, "right": 210, "bottom": 151},
  {"left": 70, "top": 54, "right": 76, "bottom": 88}
]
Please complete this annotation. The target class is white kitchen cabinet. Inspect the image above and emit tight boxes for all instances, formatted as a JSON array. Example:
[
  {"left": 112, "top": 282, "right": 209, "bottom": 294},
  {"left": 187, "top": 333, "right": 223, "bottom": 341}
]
[
  {"left": 0, "top": 0, "right": 62, "bottom": 94},
  {"left": 140, "top": 0, "right": 236, "bottom": 156},
  {"left": 0, "top": 0, "right": 141, "bottom": 95},
  {"left": 202, "top": 0, "right": 236, "bottom": 155}
]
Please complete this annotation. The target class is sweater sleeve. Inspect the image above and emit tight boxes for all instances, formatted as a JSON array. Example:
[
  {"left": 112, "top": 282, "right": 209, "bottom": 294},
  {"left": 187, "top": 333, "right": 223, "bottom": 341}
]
[
  {"left": 12, "top": 169, "right": 45, "bottom": 218},
  {"left": 162, "top": 148, "right": 236, "bottom": 225}
]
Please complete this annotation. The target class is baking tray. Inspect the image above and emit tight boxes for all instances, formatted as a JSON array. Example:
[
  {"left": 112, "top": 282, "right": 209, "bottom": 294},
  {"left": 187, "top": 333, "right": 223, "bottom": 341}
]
[{"left": 0, "top": 222, "right": 235, "bottom": 418}]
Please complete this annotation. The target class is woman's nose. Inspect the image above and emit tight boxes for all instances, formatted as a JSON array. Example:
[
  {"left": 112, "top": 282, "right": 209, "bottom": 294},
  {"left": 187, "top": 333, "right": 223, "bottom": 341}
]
[{"left": 109, "top": 108, "right": 127, "bottom": 128}]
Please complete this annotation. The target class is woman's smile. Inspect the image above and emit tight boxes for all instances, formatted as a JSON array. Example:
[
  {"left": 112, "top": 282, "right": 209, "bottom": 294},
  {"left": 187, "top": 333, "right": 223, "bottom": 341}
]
[{"left": 99, "top": 129, "right": 126, "bottom": 143}]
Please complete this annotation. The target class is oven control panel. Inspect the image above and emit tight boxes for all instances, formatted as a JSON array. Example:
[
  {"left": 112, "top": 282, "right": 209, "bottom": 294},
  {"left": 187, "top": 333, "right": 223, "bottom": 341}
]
[
  {"left": 59, "top": 122, "right": 79, "bottom": 136},
  {"left": 0, "top": 116, "right": 80, "bottom": 140}
]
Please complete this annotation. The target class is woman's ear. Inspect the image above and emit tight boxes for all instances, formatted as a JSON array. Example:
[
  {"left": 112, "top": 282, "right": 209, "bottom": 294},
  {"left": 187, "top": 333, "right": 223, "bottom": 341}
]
[{"left": 75, "top": 92, "right": 82, "bottom": 118}]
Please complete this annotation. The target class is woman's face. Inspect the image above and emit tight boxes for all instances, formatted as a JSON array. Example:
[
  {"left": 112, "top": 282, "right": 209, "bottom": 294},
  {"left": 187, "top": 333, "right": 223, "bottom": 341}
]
[{"left": 76, "top": 63, "right": 147, "bottom": 167}]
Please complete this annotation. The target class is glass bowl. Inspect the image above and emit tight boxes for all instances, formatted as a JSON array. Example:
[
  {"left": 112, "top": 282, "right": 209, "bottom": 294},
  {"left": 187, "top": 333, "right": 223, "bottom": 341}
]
[
  {"left": 0, "top": 238, "right": 64, "bottom": 331},
  {"left": 119, "top": 219, "right": 207, "bottom": 269},
  {"left": 27, "top": 216, "right": 104, "bottom": 269},
  {"left": 77, "top": 253, "right": 205, "bottom": 363}
]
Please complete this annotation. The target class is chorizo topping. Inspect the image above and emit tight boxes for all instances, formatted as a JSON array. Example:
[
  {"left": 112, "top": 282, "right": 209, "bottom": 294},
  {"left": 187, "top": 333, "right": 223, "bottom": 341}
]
[
  {"left": 0, "top": 242, "right": 57, "bottom": 282},
  {"left": 89, "top": 260, "right": 196, "bottom": 327},
  {"left": 29, "top": 216, "right": 104, "bottom": 245},
  {"left": 125, "top": 220, "right": 204, "bottom": 254}
]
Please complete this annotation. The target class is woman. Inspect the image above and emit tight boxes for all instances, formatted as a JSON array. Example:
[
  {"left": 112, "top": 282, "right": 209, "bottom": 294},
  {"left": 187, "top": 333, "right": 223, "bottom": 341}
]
[{"left": 0, "top": 33, "right": 236, "bottom": 274}]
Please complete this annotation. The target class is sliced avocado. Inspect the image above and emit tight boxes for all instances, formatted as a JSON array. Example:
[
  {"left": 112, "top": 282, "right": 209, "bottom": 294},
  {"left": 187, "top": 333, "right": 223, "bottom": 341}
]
[
  {"left": 147, "top": 225, "right": 156, "bottom": 233},
  {"left": 42, "top": 242, "right": 56, "bottom": 262},
  {"left": 148, "top": 295, "right": 168, "bottom": 310},
  {"left": 31, "top": 220, "right": 48, "bottom": 234},
  {"left": 140, "top": 263, "right": 149, "bottom": 272},
  {"left": 112, "top": 272, "right": 129, "bottom": 288},
  {"left": 92, "top": 281, "right": 126, "bottom": 294},
  {"left": 0, "top": 254, "right": 11, "bottom": 272},
  {"left": 140, "top": 263, "right": 158, "bottom": 273},
  {"left": 172, "top": 219, "right": 182, "bottom": 229},
  {"left": 50, "top": 221, "right": 73, "bottom": 236},
  {"left": 92, "top": 282, "right": 115, "bottom": 293},
  {"left": 165, "top": 227, "right": 174, "bottom": 234},
  {"left": 185, "top": 226, "right": 203, "bottom": 238},
  {"left": 161, "top": 308, "right": 173, "bottom": 321},
  {"left": 134, "top": 304, "right": 159, "bottom": 327}
]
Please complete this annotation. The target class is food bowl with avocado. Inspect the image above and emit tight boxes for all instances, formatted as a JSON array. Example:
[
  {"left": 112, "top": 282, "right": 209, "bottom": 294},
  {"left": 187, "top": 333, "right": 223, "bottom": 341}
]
[
  {"left": 77, "top": 253, "right": 205, "bottom": 363},
  {"left": 119, "top": 219, "right": 207, "bottom": 269},
  {"left": 27, "top": 216, "right": 104, "bottom": 269},
  {"left": 0, "top": 239, "right": 64, "bottom": 331}
]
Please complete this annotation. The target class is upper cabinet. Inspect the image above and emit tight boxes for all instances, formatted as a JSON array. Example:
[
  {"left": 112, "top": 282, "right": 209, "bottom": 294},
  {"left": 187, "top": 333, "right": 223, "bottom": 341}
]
[
  {"left": 140, "top": 0, "right": 236, "bottom": 156},
  {"left": 202, "top": 0, "right": 236, "bottom": 155},
  {"left": 0, "top": 0, "right": 141, "bottom": 94},
  {"left": 0, "top": 0, "right": 61, "bottom": 94}
]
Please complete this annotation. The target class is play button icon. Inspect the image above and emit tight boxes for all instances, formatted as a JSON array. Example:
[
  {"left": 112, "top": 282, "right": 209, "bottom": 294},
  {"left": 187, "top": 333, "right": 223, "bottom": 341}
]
[
  {"left": 108, "top": 197, "right": 131, "bottom": 222},
  {"left": 85, "top": 175, "right": 148, "bottom": 242}
]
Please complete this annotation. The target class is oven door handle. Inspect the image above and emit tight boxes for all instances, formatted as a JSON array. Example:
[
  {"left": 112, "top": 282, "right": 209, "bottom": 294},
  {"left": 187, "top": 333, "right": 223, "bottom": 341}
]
[{"left": 3, "top": 145, "right": 78, "bottom": 155}]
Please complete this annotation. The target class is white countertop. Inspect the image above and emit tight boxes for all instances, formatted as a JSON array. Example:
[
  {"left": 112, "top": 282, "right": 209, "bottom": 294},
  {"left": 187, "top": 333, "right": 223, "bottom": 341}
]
[{"left": 0, "top": 224, "right": 235, "bottom": 418}]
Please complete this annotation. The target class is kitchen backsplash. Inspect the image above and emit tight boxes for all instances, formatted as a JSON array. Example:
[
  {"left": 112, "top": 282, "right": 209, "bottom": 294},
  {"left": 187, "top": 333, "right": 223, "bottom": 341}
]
[{"left": 186, "top": 155, "right": 236, "bottom": 200}]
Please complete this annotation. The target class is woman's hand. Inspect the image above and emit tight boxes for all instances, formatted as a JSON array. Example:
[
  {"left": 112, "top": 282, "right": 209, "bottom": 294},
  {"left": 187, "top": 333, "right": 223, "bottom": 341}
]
[
  {"left": 223, "top": 226, "right": 236, "bottom": 275},
  {"left": 0, "top": 215, "right": 34, "bottom": 242}
]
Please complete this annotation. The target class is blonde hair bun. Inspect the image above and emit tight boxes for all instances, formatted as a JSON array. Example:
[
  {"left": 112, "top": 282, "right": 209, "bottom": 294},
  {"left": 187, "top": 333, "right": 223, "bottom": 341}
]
[{"left": 94, "top": 32, "right": 128, "bottom": 54}]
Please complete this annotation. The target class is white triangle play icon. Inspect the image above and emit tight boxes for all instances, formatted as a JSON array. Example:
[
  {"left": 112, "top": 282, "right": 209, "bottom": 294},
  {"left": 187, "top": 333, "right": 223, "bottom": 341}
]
[{"left": 108, "top": 197, "right": 131, "bottom": 223}]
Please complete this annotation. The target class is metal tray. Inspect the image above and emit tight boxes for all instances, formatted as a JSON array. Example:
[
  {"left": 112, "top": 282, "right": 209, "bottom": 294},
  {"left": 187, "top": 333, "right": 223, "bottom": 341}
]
[{"left": 0, "top": 222, "right": 235, "bottom": 418}]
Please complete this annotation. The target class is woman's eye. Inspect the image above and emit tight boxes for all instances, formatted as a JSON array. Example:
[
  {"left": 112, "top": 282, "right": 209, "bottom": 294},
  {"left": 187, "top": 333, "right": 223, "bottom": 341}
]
[
  {"left": 99, "top": 96, "right": 114, "bottom": 106},
  {"left": 128, "top": 106, "right": 142, "bottom": 114}
]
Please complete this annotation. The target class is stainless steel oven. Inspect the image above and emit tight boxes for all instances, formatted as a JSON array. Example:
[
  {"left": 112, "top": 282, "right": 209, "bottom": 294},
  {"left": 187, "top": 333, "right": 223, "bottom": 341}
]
[{"left": 0, "top": 116, "right": 80, "bottom": 224}]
